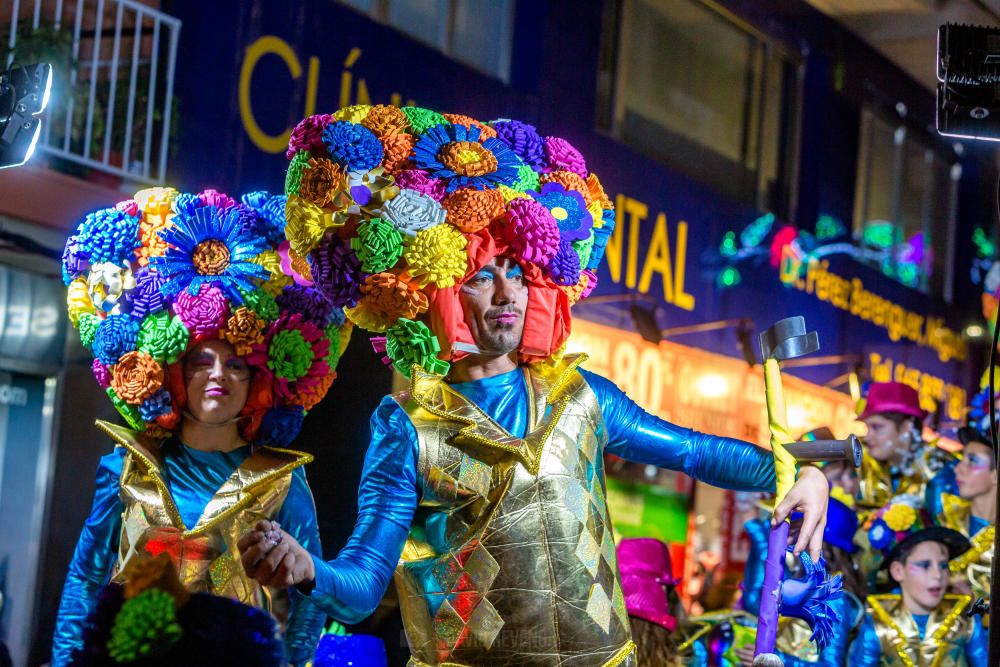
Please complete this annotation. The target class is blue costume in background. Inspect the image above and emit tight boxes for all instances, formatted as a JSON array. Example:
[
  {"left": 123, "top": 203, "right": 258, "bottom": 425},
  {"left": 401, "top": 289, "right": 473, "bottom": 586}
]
[
  {"left": 307, "top": 366, "right": 779, "bottom": 623},
  {"left": 52, "top": 440, "right": 325, "bottom": 667}
]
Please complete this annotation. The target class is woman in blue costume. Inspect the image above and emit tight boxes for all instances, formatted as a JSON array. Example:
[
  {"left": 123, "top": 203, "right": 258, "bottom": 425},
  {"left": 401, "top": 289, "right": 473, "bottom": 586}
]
[
  {"left": 53, "top": 188, "right": 348, "bottom": 666},
  {"left": 237, "top": 106, "right": 832, "bottom": 666}
]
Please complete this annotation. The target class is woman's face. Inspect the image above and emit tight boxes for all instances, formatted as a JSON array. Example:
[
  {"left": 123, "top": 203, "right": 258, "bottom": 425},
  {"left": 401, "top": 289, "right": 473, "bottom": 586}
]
[
  {"left": 956, "top": 441, "right": 997, "bottom": 501},
  {"left": 183, "top": 339, "right": 250, "bottom": 424}
]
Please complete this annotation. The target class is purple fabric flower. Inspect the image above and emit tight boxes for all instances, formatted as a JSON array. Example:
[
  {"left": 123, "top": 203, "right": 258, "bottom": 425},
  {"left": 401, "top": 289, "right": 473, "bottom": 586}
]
[
  {"left": 544, "top": 136, "right": 588, "bottom": 177},
  {"left": 92, "top": 314, "right": 140, "bottom": 365},
  {"left": 174, "top": 285, "right": 229, "bottom": 339},
  {"left": 138, "top": 388, "right": 173, "bottom": 421},
  {"left": 92, "top": 358, "right": 112, "bottom": 389},
  {"left": 581, "top": 269, "right": 598, "bottom": 298},
  {"left": 276, "top": 285, "right": 336, "bottom": 328},
  {"left": 286, "top": 113, "right": 333, "bottom": 160},
  {"left": 62, "top": 235, "right": 91, "bottom": 285},
  {"left": 531, "top": 182, "right": 592, "bottom": 241},
  {"left": 546, "top": 240, "right": 582, "bottom": 286},
  {"left": 492, "top": 120, "right": 548, "bottom": 171},
  {"left": 230, "top": 203, "right": 263, "bottom": 237},
  {"left": 127, "top": 267, "right": 169, "bottom": 319},
  {"left": 393, "top": 170, "right": 448, "bottom": 202},
  {"left": 309, "top": 238, "right": 365, "bottom": 308}
]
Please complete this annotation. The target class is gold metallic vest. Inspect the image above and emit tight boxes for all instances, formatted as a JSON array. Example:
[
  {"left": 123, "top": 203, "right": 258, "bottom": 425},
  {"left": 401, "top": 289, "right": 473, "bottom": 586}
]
[
  {"left": 392, "top": 355, "right": 636, "bottom": 666},
  {"left": 97, "top": 420, "right": 311, "bottom": 609},
  {"left": 867, "top": 594, "right": 974, "bottom": 667},
  {"left": 939, "top": 494, "right": 994, "bottom": 602}
]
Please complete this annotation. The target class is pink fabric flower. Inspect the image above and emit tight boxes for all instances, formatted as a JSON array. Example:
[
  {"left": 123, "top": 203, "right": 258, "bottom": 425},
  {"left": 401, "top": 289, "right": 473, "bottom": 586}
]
[
  {"left": 499, "top": 198, "right": 560, "bottom": 265},
  {"left": 581, "top": 269, "right": 598, "bottom": 298},
  {"left": 393, "top": 170, "right": 448, "bottom": 202},
  {"left": 115, "top": 199, "right": 139, "bottom": 216},
  {"left": 287, "top": 114, "right": 334, "bottom": 160},
  {"left": 92, "top": 358, "right": 112, "bottom": 389},
  {"left": 198, "top": 189, "right": 237, "bottom": 209},
  {"left": 174, "top": 285, "right": 230, "bottom": 339},
  {"left": 545, "top": 136, "right": 588, "bottom": 178}
]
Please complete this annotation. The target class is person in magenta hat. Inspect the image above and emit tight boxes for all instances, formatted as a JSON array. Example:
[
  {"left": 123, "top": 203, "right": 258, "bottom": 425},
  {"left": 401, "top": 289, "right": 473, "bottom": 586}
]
[{"left": 617, "top": 538, "right": 686, "bottom": 665}]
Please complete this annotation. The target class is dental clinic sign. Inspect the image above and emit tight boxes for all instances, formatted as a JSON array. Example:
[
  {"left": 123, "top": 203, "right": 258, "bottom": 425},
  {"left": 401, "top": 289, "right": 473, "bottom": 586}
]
[{"left": 0, "top": 265, "right": 66, "bottom": 372}]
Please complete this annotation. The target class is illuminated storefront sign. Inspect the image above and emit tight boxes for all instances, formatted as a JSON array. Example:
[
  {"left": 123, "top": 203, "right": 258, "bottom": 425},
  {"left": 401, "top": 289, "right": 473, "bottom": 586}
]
[{"left": 0, "top": 265, "right": 66, "bottom": 371}]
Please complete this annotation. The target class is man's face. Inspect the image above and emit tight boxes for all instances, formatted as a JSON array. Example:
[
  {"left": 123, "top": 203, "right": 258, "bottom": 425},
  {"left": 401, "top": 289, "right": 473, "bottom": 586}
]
[
  {"left": 956, "top": 441, "right": 997, "bottom": 501},
  {"left": 458, "top": 256, "right": 528, "bottom": 356},
  {"left": 889, "top": 541, "right": 949, "bottom": 613},
  {"left": 862, "top": 415, "right": 904, "bottom": 462}
]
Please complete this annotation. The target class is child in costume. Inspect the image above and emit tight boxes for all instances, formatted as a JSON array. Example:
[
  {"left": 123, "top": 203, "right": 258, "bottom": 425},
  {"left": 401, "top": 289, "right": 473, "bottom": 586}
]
[
  {"left": 938, "top": 426, "right": 996, "bottom": 603},
  {"left": 236, "top": 104, "right": 832, "bottom": 666},
  {"left": 54, "top": 188, "right": 349, "bottom": 666},
  {"left": 849, "top": 502, "right": 987, "bottom": 666}
]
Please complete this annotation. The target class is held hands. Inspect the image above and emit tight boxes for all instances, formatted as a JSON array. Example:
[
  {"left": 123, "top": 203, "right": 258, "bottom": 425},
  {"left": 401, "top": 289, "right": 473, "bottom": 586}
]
[
  {"left": 237, "top": 520, "right": 315, "bottom": 589},
  {"left": 770, "top": 465, "right": 829, "bottom": 561}
]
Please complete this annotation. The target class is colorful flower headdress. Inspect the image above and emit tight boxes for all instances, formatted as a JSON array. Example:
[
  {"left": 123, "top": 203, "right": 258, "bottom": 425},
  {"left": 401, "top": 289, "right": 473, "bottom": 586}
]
[
  {"left": 280, "top": 104, "right": 616, "bottom": 377},
  {"left": 63, "top": 187, "right": 350, "bottom": 446}
]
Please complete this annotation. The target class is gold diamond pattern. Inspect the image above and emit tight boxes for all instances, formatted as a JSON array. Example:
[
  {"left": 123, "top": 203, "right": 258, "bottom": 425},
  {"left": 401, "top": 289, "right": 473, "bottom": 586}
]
[
  {"left": 432, "top": 555, "right": 464, "bottom": 592},
  {"left": 209, "top": 554, "right": 235, "bottom": 590},
  {"left": 458, "top": 455, "right": 492, "bottom": 499},
  {"left": 576, "top": 529, "right": 601, "bottom": 578},
  {"left": 468, "top": 597, "right": 505, "bottom": 650},
  {"left": 465, "top": 544, "right": 500, "bottom": 591},
  {"left": 586, "top": 582, "right": 613, "bottom": 633},
  {"left": 611, "top": 579, "right": 629, "bottom": 629},
  {"left": 433, "top": 599, "right": 466, "bottom": 646},
  {"left": 565, "top": 480, "right": 589, "bottom": 523}
]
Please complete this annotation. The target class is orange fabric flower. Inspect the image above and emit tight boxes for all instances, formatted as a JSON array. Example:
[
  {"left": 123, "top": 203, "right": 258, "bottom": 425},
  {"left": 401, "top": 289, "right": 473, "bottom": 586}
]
[
  {"left": 540, "top": 170, "right": 589, "bottom": 198},
  {"left": 345, "top": 272, "right": 429, "bottom": 332},
  {"left": 560, "top": 273, "right": 591, "bottom": 306},
  {"left": 224, "top": 307, "right": 266, "bottom": 355},
  {"left": 381, "top": 133, "right": 416, "bottom": 173},
  {"left": 443, "top": 114, "right": 498, "bottom": 140},
  {"left": 299, "top": 158, "right": 346, "bottom": 209},
  {"left": 135, "top": 213, "right": 174, "bottom": 266},
  {"left": 111, "top": 351, "right": 164, "bottom": 405},
  {"left": 585, "top": 173, "right": 613, "bottom": 209},
  {"left": 442, "top": 189, "right": 505, "bottom": 233},
  {"left": 363, "top": 104, "right": 410, "bottom": 138},
  {"left": 293, "top": 370, "right": 336, "bottom": 411}
]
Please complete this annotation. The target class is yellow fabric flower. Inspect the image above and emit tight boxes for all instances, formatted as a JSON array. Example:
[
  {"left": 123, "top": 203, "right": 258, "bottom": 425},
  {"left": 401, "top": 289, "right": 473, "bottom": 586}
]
[
  {"left": 250, "top": 250, "right": 293, "bottom": 296},
  {"left": 333, "top": 104, "right": 372, "bottom": 123},
  {"left": 285, "top": 194, "right": 338, "bottom": 256},
  {"left": 67, "top": 277, "right": 96, "bottom": 326},
  {"left": 403, "top": 224, "right": 468, "bottom": 288},
  {"left": 883, "top": 503, "right": 917, "bottom": 532},
  {"left": 496, "top": 185, "right": 531, "bottom": 204},
  {"left": 133, "top": 187, "right": 178, "bottom": 216}
]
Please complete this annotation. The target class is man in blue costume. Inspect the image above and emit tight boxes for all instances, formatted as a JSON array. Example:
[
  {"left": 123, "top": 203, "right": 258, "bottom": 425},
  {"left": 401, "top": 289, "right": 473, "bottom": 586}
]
[{"left": 239, "top": 106, "right": 832, "bottom": 666}]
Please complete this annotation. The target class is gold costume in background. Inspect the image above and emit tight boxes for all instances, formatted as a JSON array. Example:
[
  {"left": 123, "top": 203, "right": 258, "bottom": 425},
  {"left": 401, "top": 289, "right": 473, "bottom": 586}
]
[
  {"left": 98, "top": 419, "right": 311, "bottom": 609},
  {"left": 392, "top": 355, "right": 636, "bottom": 666},
  {"left": 866, "top": 594, "right": 975, "bottom": 667},
  {"left": 939, "top": 494, "right": 994, "bottom": 603}
]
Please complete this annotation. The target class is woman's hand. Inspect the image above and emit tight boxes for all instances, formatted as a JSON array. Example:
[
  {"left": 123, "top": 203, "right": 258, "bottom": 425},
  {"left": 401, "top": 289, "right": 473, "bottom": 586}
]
[
  {"left": 238, "top": 520, "right": 315, "bottom": 588},
  {"left": 771, "top": 465, "right": 829, "bottom": 561}
]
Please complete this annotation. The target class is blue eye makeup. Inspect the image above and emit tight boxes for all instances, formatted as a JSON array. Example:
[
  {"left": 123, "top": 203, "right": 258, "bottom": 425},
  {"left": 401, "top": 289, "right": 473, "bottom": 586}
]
[{"left": 505, "top": 265, "right": 524, "bottom": 280}]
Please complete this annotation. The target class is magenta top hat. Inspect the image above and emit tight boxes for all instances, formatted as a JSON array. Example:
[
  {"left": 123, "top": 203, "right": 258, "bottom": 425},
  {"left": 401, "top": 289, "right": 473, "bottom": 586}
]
[
  {"left": 858, "top": 381, "right": 925, "bottom": 421},
  {"left": 617, "top": 537, "right": 679, "bottom": 631}
]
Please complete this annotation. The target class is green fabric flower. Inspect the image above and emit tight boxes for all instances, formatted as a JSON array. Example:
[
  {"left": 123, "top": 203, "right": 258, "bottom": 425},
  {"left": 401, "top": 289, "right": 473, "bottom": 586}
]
[
  {"left": 325, "top": 324, "right": 342, "bottom": 370},
  {"left": 239, "top": 287, "right": 280, "bottom": 322},
  {"left": 78, "top": 312, "right": 100, "bottom": 348},
  {"left": 107, "top": 387, "right": 146, "bottom": 431},
  {"left": 385, "top": 318, "right": 450, "bottom": 378},
  {"left": 285, "top": 150, "right": 311, "bottom": 196},
  {"left": 401, "top": 106, "right": 448, "bottom": 135},
  {"left": 107, "top": 588, "right": 182, "bottom": 662},
  {"left": 137, "top": 313, "right": 190, "bottom": 364},
  {"left": 351, "top": 218, "right": 404, "bottom": 273},
  {"left": 268, "top": 329, "right": 315, "bottom": 380},
  {"left": 514, "top": 163, "right": 540, "bottom": 192},
  {"left": 572, "top": 234, "right": 594, "bottom": 270}
]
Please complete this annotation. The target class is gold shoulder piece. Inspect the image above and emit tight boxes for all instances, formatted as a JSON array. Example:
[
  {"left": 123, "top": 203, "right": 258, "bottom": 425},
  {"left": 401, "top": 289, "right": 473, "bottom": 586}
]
[{"left": 95, "top": 419, "right": 166, "bottom": 473}]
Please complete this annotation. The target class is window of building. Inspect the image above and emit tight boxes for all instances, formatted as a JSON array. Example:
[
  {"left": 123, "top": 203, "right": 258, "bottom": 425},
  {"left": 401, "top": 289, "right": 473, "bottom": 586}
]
[
  {"left": 853, "top": 107, "right": 960, "bottom": 299},
  {"left": 338, "top": 0, "right": 514, "bottom": 83},
  {"left": 597, "top": 0, "right": 802, "bottom": 220}
]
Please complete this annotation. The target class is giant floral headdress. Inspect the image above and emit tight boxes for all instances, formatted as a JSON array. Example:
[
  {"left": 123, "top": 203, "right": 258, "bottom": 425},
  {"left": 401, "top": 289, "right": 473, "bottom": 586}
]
[
  {"left": 63, "top": 187, "right": 350, "bottom": 446},
  {"left": 279, "top": 104, "right": 616, "bottom": 376}
]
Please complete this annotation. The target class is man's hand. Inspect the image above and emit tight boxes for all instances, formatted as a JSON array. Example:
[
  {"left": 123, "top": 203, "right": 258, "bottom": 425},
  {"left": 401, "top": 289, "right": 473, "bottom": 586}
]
[
  {"left": 237, "top": 520, "right": 316, "bottom": 588},
  {"left": 771, "top": 465, "right": 829, "bottom": 561},
  {"left": 733, "top": 645, "right": 756, "bottom": 666}
]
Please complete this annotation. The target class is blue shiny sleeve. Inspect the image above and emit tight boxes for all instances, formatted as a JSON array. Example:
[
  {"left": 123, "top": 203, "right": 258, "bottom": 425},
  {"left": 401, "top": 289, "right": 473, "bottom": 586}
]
[
  {"left": 51, "top": 450, "right": 125, "bottom": 667},
  {"left": 580, "top": 369, "right": 776, "bottom": 492},
  {"left": 308, "top": 396, "right": 418, "bottom": 624},
  {"left": 276, "top": 467, "right": 326, "bottom": 666},
  {"left": 847, "top": 614, "right": 881, "bottom": 667},
  {"left": 740, "top": 518, "right": 769, "bottom": 615},
  {"left": 966, "top": 615, "right": 988, "bottom": 667}
]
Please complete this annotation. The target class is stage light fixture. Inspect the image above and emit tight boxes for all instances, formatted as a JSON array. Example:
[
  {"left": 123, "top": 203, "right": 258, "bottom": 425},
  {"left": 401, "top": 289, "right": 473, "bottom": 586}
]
[
  {"left": 937, "top": 24, "right": 1000, "bottom": 142},
  {"left": 0, "top": 62, "right": 53, "bottom": 170}
]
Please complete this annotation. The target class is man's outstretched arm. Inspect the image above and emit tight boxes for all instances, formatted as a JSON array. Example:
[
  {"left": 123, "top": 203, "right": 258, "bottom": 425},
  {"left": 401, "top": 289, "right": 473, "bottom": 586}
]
[{"left": 240, "top": 396, "right": 419, "bottom": 624}]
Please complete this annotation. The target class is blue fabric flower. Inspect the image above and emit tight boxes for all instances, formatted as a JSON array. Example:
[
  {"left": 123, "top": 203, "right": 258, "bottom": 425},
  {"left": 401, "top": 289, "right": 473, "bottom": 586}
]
[
  {"left": 328, "top": 307, "right": 346, "bottom": 328},
  {"left": 411, "top": 123, "right": 521, "bottom": 192},
  {"left": 151, "top": 205, "right": 269, "bottom": 303},
  {"left": 62, "top": 234, "right": 91, "bottom": 285},
  {"left": 241, "top": 190, "right": 271, "bottom": 210},
  {"left": 171, "top": 192, "right": 202, "bottom": 217},
  {"left": 587, "top": 209, "right": 616, "bottom": 270},
  {"left": 77, "top": 208, "right": 141, "bottom": 264},
  {"left": 138, "top": 388, "right": 173, "bottom": 421},
  {"left": 491, "top": 119, "right": 547, "bottom": 171},
  {"left": 531, "top": 182, "right": 592, "bottom": 241},
  {"left": 92, "top": 314, "right": 140, "bottom": 365},
  {"left": 257, "top": 406, "right": 305, "bottom": 447},
  {"left": 246, "top": 194, "right": 288, "bottom": 247},
  {"left": 868, "top": 518, "right": 893, "bottom": 551},
  {"left": 322, "top": 121, "right": 383, "bottom": 171}
]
